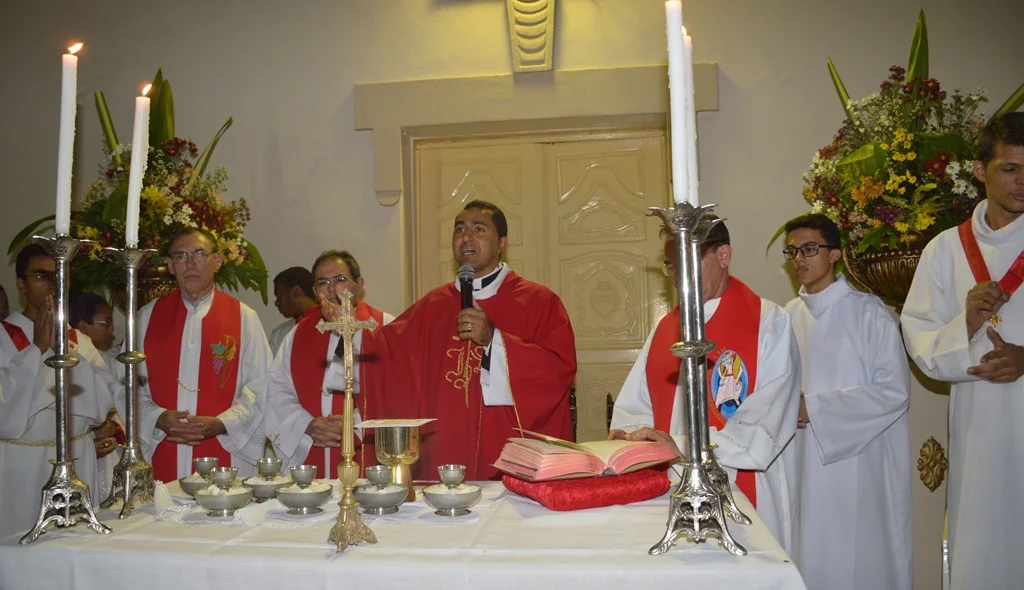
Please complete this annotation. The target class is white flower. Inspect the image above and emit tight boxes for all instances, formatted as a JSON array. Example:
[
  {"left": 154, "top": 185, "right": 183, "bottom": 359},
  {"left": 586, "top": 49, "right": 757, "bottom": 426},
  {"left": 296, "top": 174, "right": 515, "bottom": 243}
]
[
  {"left": 966, "top": 185, "right": 978, "bottom": 199},
  {"left": 811, "top": 201, "right": 825, "bottom": 214},
  {"left": 162, "top": 215, "right": 173, "bottom": 225},
  {"left": 952, "top": 179, "right": 969, "bottom": 195},
  {"left": 946, "top": 161, "right": 961, "bottom": 177}
]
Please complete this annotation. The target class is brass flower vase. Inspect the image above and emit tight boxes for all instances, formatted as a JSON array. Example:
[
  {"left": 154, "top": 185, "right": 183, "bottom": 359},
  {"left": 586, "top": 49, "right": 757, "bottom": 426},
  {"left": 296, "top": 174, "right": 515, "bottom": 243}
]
[{"left": 842, "top": 245, "right": 924, "bottom": 310}]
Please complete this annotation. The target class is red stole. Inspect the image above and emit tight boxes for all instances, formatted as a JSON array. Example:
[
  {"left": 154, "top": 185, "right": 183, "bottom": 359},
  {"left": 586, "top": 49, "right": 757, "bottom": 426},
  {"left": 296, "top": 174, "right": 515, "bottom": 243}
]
[
  {"left": 2, "top": 321, "right": 76, "bottom": 352},
  {"left": 145, "top": 290, "right": 242, "bottom": 483},
  {"left": 646, "top": 278, "right": 761, "bottom": 506},
  {"left": 958, "top": 219, "right": 1024, "bottom": 295},
  {"left": 291, "top": 300, "right": 384, "bottom": 478}
]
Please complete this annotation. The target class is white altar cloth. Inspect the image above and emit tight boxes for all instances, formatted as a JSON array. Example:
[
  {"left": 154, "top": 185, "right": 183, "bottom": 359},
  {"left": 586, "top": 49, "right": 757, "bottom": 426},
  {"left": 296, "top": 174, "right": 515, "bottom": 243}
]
[{"left": 0, "top": 482, "right": 805, "bottom": 590}]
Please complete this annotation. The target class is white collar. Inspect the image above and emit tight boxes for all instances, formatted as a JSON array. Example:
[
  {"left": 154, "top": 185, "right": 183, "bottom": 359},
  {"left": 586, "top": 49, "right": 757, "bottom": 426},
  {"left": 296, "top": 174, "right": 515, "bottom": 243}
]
[
  {"left": 974, "top": 200, "right": 1024, "bottom": 245},
  {"left": 453, "top": 263, "right": 510, "bottom": 300},
  {"left": 799, "top": 274, "right": 851, "bottom": 318},
  {"left": 181, "top": 288, "right": 215, "bottom": 311}
]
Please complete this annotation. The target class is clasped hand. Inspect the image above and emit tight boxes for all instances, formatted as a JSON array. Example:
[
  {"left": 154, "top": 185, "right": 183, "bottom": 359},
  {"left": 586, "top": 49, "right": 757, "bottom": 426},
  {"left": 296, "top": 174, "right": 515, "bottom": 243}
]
[
  {"left": 156, "top": 410, "right": 226, "bottom": 445},
  {"left": 305, "top": 414, "right": 345, "bottom": 448}
]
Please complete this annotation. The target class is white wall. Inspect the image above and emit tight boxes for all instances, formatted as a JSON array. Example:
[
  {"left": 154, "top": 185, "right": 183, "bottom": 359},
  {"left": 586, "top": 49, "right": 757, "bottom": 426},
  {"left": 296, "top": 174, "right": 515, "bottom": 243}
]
[{"left": 1, "top": 0, "right": 1020, "bottom": 326}]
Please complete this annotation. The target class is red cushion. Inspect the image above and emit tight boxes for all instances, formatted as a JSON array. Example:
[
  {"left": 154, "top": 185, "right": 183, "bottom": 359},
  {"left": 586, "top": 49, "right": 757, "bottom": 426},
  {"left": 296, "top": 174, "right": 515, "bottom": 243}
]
[{"left": 502, "top": 468, "right": 671, "bottom": 511}]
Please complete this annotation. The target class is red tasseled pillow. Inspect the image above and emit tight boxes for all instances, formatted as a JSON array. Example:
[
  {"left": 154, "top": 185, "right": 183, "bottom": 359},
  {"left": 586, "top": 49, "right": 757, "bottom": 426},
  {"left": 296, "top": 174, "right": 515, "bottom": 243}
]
[{"left": 502, "top": 468, "right": 671, "bottom": 511}]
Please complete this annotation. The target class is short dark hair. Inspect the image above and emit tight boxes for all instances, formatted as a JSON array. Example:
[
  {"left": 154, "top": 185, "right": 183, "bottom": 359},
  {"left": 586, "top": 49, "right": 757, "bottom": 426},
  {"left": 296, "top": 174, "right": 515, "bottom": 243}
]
[
  {"left": 165, "top": 227, "right": 219, "bottom": 256},
  {"left": 661, "top": 215, "right": 730, "bottom": 256},
  {"left": 784, "top": 213, "right": 842, "bottom": 249},
  {"left": 978, "top": 112, "right": 1024, "bottom": 165},
  {"left": 15, "top": 244, "right": 48, "bottom": 279},
  {"left": 273, "top": 266, "right": 314, "bottom": 299},
  {"left": 311, "top": 250, "right": 362, "bottom": 281},
  {"left": 462, "top": 200, "right": 508, "bottom": 239},
  {"left": 70, "top": 291, "right": 110, "bottom": 327}
]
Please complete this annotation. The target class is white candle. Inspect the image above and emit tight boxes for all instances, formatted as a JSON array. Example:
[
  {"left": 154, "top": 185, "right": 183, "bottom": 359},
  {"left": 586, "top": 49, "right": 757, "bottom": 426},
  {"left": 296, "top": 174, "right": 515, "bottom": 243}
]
[
  {"left": 682, "top": 30, "right": 699, "bottom": 206},
  {"left": 664, "top": 2, "right": 698, "bottom": 205},
  {"left": 55, "top": 43, "right": 82, "bottom": 235},
  {"left": 125, "top": 84, "right": 151, "bottom": 248}
]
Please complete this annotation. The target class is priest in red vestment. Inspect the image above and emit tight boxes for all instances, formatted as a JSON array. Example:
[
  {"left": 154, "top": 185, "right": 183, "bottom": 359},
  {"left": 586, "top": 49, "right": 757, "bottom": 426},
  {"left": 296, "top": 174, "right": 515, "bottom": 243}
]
[
  {"left": 323, "top": 201, "right": 576, "bottom": 481},
  {"left": 133, "top": 229, "right": 272, "bottom": 482},
  {"left": 261, "top": 250, "right": 393, "bottom": 477}
]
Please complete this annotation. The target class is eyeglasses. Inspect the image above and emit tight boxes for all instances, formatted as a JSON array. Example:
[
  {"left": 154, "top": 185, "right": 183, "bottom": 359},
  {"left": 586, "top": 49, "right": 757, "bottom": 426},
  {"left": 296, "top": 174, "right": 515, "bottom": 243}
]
[
  {"left": 168, "top": 250, "right": 212, "bottom": 264},
  {"left": 86, "top": 318, "right": 115, "bottom": 328},
  {"left": 661, "top": 261, "right": 677, "bottom": 277},
  {"left": 28, "top": 271, "right": 56, "bottom": 283},
  {"left": 314, "top": 274, "right": 352, "bottom": 289},
  {"left": 782, "top": 243, "right": 835, "bottom": 260}
]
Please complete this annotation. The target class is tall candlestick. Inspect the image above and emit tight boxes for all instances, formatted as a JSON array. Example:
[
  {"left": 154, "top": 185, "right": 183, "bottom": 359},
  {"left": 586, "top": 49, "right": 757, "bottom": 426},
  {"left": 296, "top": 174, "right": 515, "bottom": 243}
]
[
  {"left": 665, "top": 2, "right": 698, "bottom": 205},
  {"left": 682, "top": 29, "right": 699, "bottom": 206},
  {"left": 55, "top": 43, "right": 83, "bottom": 236},
  {"left": 125, "top": 84, "right": 151, "bottom": 248}
]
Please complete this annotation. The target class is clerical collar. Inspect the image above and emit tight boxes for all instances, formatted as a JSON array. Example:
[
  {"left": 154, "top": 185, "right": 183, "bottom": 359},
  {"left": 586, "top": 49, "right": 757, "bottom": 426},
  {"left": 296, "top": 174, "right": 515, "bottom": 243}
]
[
  {"left": 799, "top": 274, "right": 852, "bottom": 317},
  {"left": 455, "top": 263, "right": 510, "bottom": 300},
  {"left": 181, "top": 288, "right": 215, "bottom": 311},
  {"left": 477, "top": 265, "right": 503, "bottom": 290}
]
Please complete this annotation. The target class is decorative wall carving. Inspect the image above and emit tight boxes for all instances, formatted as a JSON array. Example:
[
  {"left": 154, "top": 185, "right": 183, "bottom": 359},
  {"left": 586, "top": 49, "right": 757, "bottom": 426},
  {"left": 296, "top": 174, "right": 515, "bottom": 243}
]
[
  {"left": 562, "top": 252, "right": 646, "bottom": 348},
  {"left": 918, "top": 436, "right": 948, "bottom": 492},
  {"left": 506, "top": 0, "right": 556, "bottom": 73}
]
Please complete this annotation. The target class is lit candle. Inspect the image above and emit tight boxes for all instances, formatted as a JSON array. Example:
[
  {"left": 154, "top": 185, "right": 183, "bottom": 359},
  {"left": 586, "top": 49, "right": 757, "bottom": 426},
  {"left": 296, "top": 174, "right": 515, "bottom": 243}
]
[
  {"left": 664, "top": 2, "right": 698, "bottom": 205},
  {"left": 124, "top": 84, "right": 151, "bottom": 248},
  {"left": 55, "top": 42, "right": 83, "bottom": 235}
]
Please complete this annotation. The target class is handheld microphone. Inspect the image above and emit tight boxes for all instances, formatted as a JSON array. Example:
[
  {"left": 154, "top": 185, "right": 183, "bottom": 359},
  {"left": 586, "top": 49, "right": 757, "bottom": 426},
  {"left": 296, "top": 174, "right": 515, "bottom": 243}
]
[{"left": 457, "top": 265, "right": 475, "bottom": 309}]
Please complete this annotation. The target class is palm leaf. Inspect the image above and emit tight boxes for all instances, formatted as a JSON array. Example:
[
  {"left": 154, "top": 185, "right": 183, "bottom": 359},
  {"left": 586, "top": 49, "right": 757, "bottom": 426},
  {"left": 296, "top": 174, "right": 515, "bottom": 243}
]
[
  {"left": 827, "top": 58, "right": 859, "bottom": 126},
  {"left": 835, "top": 142, "right": 888, "bottom": 178},
  {"left": 7, "top": 215, "right": 55, "bottom": 255},
  {"left": 94, "top": 91, "right": 122, "bottom": 166},
  {"left": 765, "top": 221, "right": 789, "bottom": 256},
  {"left": 242, "top": 238, "right": 269, "bottom": 304},
  {"left": 994, "top": 81, "right": 1024, "bottom": 117},
  {"left": 188, "top": 118, "right": 233, "bottom": 189},
  {"left": 101, "top": 183, "right": 130, "bottom": 223},
  {"left": 906, "top": 10, "right": 929, "bottom": 81},
  {"left": 150, "top": 80, "right": 175, "bottom": 147}
]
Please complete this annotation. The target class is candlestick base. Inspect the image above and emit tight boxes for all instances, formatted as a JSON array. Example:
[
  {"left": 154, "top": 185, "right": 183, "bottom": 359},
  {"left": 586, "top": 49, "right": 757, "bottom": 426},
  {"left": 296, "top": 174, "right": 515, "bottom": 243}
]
[
  {"left": 99, "top": 444, "right": 154, "bottom": 519},
  {"left": 20, "top": 460, "right": 112, "bottom": 545},
  {"left": 703, "top": 444, "right": 752, "bottom": 525},
  {"left": 649, "top": 461, "right": 746, "bottom": 557},
  {"left": 328, "top": 461, "right": 377, "bottom": 552}
]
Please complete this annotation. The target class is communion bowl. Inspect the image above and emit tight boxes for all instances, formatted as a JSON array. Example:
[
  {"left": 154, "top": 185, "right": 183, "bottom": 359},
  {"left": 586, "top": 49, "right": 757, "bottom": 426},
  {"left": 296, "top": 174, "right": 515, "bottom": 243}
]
[
  {"left": 256, "top": 457, "right": 283, "bottom": 479},
  {"left": 209, "top": 466, "right": 238, "bottom": 489},
  {"left": 243, "top": 475, "right": 293, "bottom": 503},
  {"left": 438, "top": 464, "right": 466, "bottom": 488},
  {"left": 354, "top": 483, "right": 408, "bottom": 515},
  {"left": 192, "top": 457, "right": 220, "bottom": 479},
  {"left": 290, "top": 464, "right": 317, "bottom": 488},
  {"left": 422, "top": 483, "right": 482, "bottom": 517},
  {"left": 178, "top": 476, "right": 211, "bottom": 497},
  {"left": 365, "top": 465, "right": 392, "bottom": 487},
  {"left": 194, "top": 485, "right": 252, "bottom": 517},
  {"left": 276, "top": 481, "right": 333, "bottom": 515}
]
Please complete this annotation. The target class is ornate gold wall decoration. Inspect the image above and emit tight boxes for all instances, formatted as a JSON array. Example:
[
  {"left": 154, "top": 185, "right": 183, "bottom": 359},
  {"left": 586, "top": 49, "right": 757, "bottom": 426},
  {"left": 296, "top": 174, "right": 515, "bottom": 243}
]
[
  {"left": 918, "top": 436, "right": 948, "bottom": 492},
  {"left": 506, "top": 0, "right": 556, "bottom": 73}
]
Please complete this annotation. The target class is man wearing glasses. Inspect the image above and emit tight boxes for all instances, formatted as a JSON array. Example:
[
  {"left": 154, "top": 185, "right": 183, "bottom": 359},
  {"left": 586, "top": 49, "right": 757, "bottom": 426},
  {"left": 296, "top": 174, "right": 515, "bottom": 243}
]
[
  {"left": 133, "top": 228, "right": 271, "bottom": 482},
  {"left": 609, "top": 218, "right": 801, "bottom": 553},
  {"left": 260, "top": 250, "right": 393, "bottom": 476},
  {"left": 0, "top": 244, "right": 115, "bottom": 538},
  {"left": 782, "top": 213, "right": 912, "bottom": 590}
]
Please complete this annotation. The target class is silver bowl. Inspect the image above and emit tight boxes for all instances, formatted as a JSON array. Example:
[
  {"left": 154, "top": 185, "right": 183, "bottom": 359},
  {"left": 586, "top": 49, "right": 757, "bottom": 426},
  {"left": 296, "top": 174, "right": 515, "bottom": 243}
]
[
  {"left": 256, "top": 457, "right": 283, "bottom": 478},
  {"left": 192, "top": 457, "right": 219, "bottom": 479},
  {"left": 438, "top": 464, "right": 466, "bottom": 488},
  {"left": 354, "top": 483, "right": 408, "bottom": 515},
  {"left": 289, "top": 464, "right": 317, "bottom": 488},
  {"left": 209, "top": 466, "right": 238, "bottom": 489},
  {"left": 194, "top": 486, "right": 252, "bottom": 517},
  {"left": 244, "top": 476, "right": 293, "bottom": 503},
  {"left": 178, "top": 476, "right": 211, "bottom": 497},
  {"left": 365, "top": 464, "right": 392, "bottom": 487},
  {"left": 276, "top": 482, "right": 333, "bottom": 515},
  {"left": 422, "top": 483, "right": 482, "bottom": 517}
]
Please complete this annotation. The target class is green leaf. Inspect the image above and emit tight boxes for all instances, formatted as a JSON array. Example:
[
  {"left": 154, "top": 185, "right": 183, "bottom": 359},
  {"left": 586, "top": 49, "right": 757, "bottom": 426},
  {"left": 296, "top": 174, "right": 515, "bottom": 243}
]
[
  {"left": 765, "top": 220, "right": 789, "bottom": 256},
  {"left": 242, "top": 239, "right": 269, "bottom": 305},
  {"left": 188, "top": 118, "right": 233, "bottom": 189},
  {"left": 7, "top": 215, "right": 56, "bottom": 255},
  {"left": 827, "top": 58, "right": 859, "bottom": 126},
  {"left": 94, "top": 91, "right": 122, "bottom": 167},
  {"left": 916, "top": 132, "right": 965, "bottom": 163},
  {"left": 835, "top": 142, "right": 888, "bottom": 179},
  {"left": 101, "top": 183, "right": 130, "bottom": 223},
  {"left": 907, "top": 10, "right": 929, "bottom": 81},
  {"left": 994, "top": 81, "right": 1024, "bottom": 117},
  {"left": 147, "top": 70, "right": 165, "bottom": 147},
  {"left": 150, "top": 79, "right": 175, "bottom": 147}
]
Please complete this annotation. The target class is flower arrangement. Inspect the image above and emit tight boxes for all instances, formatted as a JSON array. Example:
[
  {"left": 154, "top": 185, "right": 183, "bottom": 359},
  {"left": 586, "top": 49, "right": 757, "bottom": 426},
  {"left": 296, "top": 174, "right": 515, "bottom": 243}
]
[
  {"left": 10, "top": 70, "right": 268, "bottom": 303},
  {"left": 790, "top": 11, "right": 1023, "bottom": 253}
]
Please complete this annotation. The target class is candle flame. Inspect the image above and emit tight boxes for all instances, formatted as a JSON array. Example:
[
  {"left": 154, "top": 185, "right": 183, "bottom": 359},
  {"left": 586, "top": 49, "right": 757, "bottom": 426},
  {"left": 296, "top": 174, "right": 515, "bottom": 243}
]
[
  {"left": 142, "top": 84, "right": 152, "bottom": 96},
  {"left": 67, "top": 42, "right": 83, "bottom": 55}
]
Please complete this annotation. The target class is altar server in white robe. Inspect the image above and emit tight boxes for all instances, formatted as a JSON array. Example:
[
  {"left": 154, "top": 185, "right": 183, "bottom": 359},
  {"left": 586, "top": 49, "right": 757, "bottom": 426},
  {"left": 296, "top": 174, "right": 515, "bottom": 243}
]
[
  {"left": 902, "top": 113, "right": 1024, "bottom": 590},
  {"left": 261, "top": 250, "right": 393, "bottom": 474},
  {"left": 0, "top": 245, "right": 115, "bottom": 538},
  {"left": 133, "top": 228, "right": 271, "bottom": 482},
  {"left": 610, "top": 219, "right": 801, "bottom": 552},
  {"left": 782, "top": 213, "right": 912, "bottom": 590}
]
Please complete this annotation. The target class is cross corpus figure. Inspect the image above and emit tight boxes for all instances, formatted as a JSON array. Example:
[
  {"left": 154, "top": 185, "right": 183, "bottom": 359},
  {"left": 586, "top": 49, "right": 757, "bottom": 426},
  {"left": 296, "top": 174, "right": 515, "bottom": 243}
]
[{"left": 315, "top": 290, "right": 378, "bottom": 552}]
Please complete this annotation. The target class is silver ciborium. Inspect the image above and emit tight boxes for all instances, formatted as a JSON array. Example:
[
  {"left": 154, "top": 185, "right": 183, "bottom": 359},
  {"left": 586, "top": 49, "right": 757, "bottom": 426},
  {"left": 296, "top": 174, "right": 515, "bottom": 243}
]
[
  {"left": 375, "top": 425, "right": 420, "bottom": 503},
  {"left": 423, "top": 464, "right": 481, "bottom": 517},
  {"left": 195, "top": 467, "right": 251, "bottom": 517},
  {"left": 354, "top": 464, "right": 407, "bottom": 515},
  {"left": 192, "top": 457, "right": 220, "bottom": 480},
  {"left": 277, "top": 465, "right": 331, "bottom": 515}
]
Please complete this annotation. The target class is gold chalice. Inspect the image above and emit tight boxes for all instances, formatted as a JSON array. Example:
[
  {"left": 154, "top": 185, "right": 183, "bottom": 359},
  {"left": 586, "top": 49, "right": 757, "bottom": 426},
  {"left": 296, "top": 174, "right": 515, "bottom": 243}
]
[{"left": 375, "top": 425, "right": 420, "bottom": 502}]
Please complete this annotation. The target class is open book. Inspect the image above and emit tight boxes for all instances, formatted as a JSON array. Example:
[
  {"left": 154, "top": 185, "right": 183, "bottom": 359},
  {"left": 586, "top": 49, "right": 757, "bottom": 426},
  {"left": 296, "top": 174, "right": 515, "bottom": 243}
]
[{"left": 494, "top": 430, "right": 678, "bottom": 482}]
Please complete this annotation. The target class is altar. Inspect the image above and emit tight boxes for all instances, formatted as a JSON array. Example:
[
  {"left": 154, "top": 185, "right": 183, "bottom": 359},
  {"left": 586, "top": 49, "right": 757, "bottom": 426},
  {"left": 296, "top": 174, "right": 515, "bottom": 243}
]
[{"left": 0, "top": 482, "right": 805, "bottom": 590}]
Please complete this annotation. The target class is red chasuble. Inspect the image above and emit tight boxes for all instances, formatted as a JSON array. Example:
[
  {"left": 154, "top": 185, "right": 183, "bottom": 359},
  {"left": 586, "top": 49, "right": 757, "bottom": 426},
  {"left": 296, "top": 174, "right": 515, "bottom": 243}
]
[
  {"left": 958, "top": 220, "right": 1024, "bottom": 295},
  {"left": 645, "top": 278, "right": 761, "bottom": 505},
  {"left": 145, "top": 290, "right": 242, "bottom": 483},
  {"left": 359, "top": 272, "right": 576, "bottom": 481},
  {"left": 291, "top": 300, "right": 384, "bottom": 478}
]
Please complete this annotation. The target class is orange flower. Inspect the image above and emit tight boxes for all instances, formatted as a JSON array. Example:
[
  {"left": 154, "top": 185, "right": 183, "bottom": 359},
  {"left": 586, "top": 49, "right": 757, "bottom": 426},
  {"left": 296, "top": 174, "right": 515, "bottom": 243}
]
[{"left": 851, "top": 176, "right": 885, "bottom": 207}]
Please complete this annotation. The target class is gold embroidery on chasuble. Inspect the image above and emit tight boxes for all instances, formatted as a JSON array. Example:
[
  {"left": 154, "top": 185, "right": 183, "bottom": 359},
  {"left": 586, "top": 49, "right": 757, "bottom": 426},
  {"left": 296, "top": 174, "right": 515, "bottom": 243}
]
[{"left": 445, "top": 336, "right": 484, "bottom": 406}]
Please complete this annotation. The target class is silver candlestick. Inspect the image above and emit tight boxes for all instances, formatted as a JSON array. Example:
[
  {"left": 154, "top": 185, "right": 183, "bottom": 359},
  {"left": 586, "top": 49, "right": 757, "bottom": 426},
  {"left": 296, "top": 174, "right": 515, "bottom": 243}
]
[
  {"left": 646, "top": 203, "right": 747, "bottom": 557},
  {"left": 20, "top": 234, "right": 112, "bottom": 545},
  {"left": 99, "top": 247, "right": 158, "bottom": 518}
]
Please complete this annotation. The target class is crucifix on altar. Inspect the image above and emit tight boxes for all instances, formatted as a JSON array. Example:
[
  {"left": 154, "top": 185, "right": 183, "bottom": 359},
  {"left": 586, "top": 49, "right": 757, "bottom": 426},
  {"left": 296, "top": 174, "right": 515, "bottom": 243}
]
[{"left": 316, "top": 290, "right": 379, "bottom": 552}]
